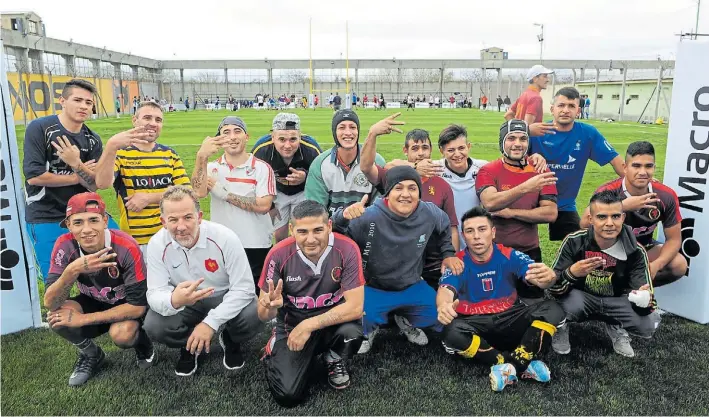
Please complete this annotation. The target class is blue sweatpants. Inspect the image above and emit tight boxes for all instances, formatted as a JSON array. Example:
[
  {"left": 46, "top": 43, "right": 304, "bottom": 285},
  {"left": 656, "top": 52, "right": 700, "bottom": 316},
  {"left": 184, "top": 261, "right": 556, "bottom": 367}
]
[
  {"left": 363, "top": 280, "right": 442, "bottom": 336},
  {"left": 27, "top": 216, "right": 119, "bottom": 282}
]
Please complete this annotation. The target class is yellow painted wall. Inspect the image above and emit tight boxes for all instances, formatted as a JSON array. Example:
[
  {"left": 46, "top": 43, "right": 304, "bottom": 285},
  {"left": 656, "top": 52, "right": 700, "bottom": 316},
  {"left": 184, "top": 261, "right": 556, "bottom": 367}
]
[{"left": 6, "top": 72, "right": 139, "bottom": 122}]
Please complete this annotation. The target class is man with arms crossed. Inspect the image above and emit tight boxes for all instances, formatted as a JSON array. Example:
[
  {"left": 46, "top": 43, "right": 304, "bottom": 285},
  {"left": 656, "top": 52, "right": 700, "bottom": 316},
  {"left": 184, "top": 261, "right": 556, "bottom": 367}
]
[
  {"left": 251, "top": 113, "right": 323, "bottom": 242},
  {"left": 550, "top": 190, "right": 658, "bottom": 358},
  {"left": 332, "top": 166, "right": 464, "bottom": 353},
  {"left": 438, "top": 207, "right": 562, "bottom": 392},
  {"left": 259, "top": 201, "right": 365, "bottom": 407},
  {"left": 476, "top": 120, "right": 558, "bottom": 303},
  {"left": 144, "top": 186, "right": 260, "bottom": 376},
  {"left": 23, "top": 79, "right": 113, "bottom": 280},
  {"left": 192, "top": 116, "right": 277, "bottom": 290},
  {"left": 581, "top": 141, "right": 687, "bottom": 286},
  {"left": 94, "top": 101, "right": 191, "bottom": 252},
  {"left": 45, "top": 192, "right": 153, "bottom": 386},
  {"left": 529, "top": 87, "right": 625, "bottom": 241}
]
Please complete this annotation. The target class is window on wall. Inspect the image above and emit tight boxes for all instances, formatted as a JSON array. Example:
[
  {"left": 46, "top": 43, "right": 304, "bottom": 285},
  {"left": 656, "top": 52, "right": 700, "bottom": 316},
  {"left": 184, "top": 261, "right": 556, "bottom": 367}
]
[
  {"left": 28, "top": 20, "right": 37, "bottom": 34},
  {"left": 597, "top": 94, "right": 603, "bottom": 99},
  {"left": 11, "top": 18, "right": 19, "bottom": 30},
  {"left": 630, "top": 94, "right": 639, "bottom": 99},
  {"left": 612, "top": 94, "right": 620, "bottom": 100}
]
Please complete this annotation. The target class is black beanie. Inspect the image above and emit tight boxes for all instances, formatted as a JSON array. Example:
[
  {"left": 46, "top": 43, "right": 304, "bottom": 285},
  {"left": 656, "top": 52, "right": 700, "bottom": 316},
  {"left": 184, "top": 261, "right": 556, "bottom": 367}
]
[
  {"left": 384, "top": 166, "right": 422, "bottom": 198},
  {"left": 331, "top": 109, "right": 360, "bottom": 146}
]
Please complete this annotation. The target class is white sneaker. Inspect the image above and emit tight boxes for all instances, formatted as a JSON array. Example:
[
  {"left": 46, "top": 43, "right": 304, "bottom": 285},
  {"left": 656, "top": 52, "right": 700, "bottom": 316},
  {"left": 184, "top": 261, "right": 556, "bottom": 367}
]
[
  {"left": 604, "top": 323, "right": 635, "bottom": 357},
  {"left": 552, "top": 324, "right": 571, "bottom": 355},
  {"left": 394, "top": 315, "right": 429, "bottom": 346},
  {"left": 358, "top": 327, "right": 379, "bottom": 354}
]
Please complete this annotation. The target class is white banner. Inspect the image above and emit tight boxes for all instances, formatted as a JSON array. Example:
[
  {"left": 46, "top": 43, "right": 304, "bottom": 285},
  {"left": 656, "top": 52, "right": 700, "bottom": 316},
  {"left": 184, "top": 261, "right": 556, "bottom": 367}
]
[
  {"left": 415, "top": 102, "right": 431, "bottom": 109},
  {"left": 386, "top": 102, "right": 401, "bottom": 109},
  {"left": 1, "top": 40, "right": 43, "bottom": 334},
  {"left": 654, "top": 41, "right": 709, "bottom": 324},
  {"left": 442, "top": 103, "right": 456, "bottom": 109},
  {"left": 365, "top": 102, "right": 377, "bottom": 108}
]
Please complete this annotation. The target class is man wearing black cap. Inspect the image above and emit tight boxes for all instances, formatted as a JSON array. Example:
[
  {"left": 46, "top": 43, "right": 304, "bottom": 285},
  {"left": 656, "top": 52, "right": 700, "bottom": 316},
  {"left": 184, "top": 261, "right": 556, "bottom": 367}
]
[
  {"left": 305, "top": 109, "right": 386, "bottom": 217},
  {"left": 332, "top": 166, "right": 464, "bottom": 353},
  {"left": 192, "top": 116, "right": 277, "bottom": 290},
  {"left": 476, "top": 120, "right": 558, "bottom": 304},
  {"left": 44, "top": 192, "right": 153, "bottom": 386},
  {"left": 251, "top": 113, "right": 322, "bottom": 242}
]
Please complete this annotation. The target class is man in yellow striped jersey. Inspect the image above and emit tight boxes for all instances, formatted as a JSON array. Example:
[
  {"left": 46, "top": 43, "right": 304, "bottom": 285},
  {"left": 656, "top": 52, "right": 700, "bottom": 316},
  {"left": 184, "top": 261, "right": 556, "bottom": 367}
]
[{"left": 94, "top": 101, "right": 191, "bottom": 252}]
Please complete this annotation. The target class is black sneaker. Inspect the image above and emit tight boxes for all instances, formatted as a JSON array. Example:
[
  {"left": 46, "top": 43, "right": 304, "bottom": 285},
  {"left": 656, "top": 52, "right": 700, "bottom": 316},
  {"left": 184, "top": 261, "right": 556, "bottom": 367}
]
[
  {"left": 218, "top": 329, "right": 245, "bottom": 370},
  {"left": 175, "top": 348, "right": 198, "bottom": 377},
  {"left": 68, "top": 348, "right": 106, "bottom": 387},
  {"left": 326, "top": 359, "right": 350, "bottom": 390},
  {"left": 135, "top": 335, "right": 156, "bottom": 369}
]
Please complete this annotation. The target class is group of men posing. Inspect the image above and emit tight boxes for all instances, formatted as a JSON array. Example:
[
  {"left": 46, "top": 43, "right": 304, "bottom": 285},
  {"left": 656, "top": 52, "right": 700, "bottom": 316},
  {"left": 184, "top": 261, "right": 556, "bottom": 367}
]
[{"left": 24, "top": 74, "right": 686, "bottom": 406}]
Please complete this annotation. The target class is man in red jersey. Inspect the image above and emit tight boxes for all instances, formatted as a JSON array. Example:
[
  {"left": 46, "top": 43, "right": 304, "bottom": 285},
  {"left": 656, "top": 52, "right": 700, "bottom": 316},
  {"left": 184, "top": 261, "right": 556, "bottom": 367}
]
[
  {"left": 259, "top": 200, "right": 365, "bottom": 407},
  {"left": 581, "top": 141, "right": 687, "bottom": 286},
  {"left": 506, "top": 65, "right": 555, "bottom": 136},
  {"left": 476, "top": 120, "right": 558, "bottom": 303}
]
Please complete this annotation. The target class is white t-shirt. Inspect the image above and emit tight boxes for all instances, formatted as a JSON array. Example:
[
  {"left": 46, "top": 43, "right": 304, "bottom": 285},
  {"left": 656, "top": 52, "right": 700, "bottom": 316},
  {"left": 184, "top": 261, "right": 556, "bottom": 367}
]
[
  {"left": 145, "top": 220, "right": 255, "bottom": 330},
  {"left": 438, "top": 157, "right": 487, "bottom": 248},
  {"left": 257, "top": 95, "right": 264, "bottom": 104},
  {"left": 208, "top": 154, "right": 277, "bottom": 248},
  {"left": 434, "top": 96, "right": 440, "bottom": 104}
]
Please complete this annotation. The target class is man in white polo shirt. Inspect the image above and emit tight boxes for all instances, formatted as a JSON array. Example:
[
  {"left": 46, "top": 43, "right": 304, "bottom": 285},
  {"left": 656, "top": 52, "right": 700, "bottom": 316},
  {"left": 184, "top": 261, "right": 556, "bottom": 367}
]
[
  {"left": 192, "top": 116, "right": 277, "bottom": 292},
  {"left": 144, "top": 185, "right": 260, "bottom": 377}
]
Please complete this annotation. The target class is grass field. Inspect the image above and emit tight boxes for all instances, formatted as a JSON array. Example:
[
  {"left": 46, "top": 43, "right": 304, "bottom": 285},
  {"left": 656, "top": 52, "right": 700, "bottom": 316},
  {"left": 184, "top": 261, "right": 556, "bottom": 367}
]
[{"left": 4, "top": 108, "right": 708, "bottom": 415}]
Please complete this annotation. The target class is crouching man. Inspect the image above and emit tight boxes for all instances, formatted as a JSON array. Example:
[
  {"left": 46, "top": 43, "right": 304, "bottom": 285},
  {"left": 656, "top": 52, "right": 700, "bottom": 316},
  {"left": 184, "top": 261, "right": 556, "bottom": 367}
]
[
  {"left": 259, "top": 200, "right": 365, "bottom": 407},
  {"left": 438, "top": 207, "right": 563, "bottom": 392},
  {"left": 143, "top": 185, "right": 260, "bottom": 376}
]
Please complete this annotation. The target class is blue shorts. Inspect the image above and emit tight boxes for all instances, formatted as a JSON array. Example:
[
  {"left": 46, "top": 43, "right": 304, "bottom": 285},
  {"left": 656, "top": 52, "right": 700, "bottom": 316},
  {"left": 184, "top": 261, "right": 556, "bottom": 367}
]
[
  {"left": 27, "top": 216, "right": 119, "bottom": 282},
  {"left": 363, "top": 280, "right": 442, "bottom": 335}
]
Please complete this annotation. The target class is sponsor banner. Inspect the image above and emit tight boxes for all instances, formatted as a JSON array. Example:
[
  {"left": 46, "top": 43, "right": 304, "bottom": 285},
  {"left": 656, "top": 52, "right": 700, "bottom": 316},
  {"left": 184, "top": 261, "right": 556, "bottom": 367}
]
[
  {"left": 385, "top": 102, "right": 401, "bottom": 109},
  {"left": 654, "top": 41, "right": 709, "bottom": 324}
]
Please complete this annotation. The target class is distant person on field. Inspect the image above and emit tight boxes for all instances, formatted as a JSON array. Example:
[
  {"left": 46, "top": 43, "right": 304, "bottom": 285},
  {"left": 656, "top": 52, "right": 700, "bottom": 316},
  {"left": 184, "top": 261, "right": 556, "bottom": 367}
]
[
  {"left": 259, "top": 201, "right": 365, "bottom": 406},
  {"left": 550, "top": 190, "right": 660, "bottom": 358},
  {"left": 481, "top": 94, "right": 488, "bottom": 110},
  {"left": 44, "top": 192, "right": 153, "bottom": 387},
  {"left": 505, "top": 65, "right": 554, "bottom": 133},
  {"left": 94, "top": 101, "right": 191, "bottom": 254},
  {"left": 116, "top": 97, "right": 121, "bottom": 119},
  {"left": 496, "top": 95, "right": 503, "bottom": 112},
  {"left": 252, "top": 113, "right": 322, "bottom": 242},
  {"left": 528, "top": 87, "right": 624, "bottom": 242},
  {"left": 584, "top": 95, "right": 591, "bottom": 119},
  {"left": 580, "top": 141, "right": 687, "bottom": 287},
  {"left": 503, "top": 95, "right": 511, "bottom": 112},
  {"left": 144, "top": 186, "right": 261, "bottom": 377},
  {"left": 438, "top": 206, "right": 562, "bottom": 392},
  {"left": 333, "top": 93, "right": 342, "bottom": 111},
  {"left": 23, "top": 79, "right": 116, "bottom": 280},
  {"left": 192, "top": 117, "right": 277, "bottom": 291}
]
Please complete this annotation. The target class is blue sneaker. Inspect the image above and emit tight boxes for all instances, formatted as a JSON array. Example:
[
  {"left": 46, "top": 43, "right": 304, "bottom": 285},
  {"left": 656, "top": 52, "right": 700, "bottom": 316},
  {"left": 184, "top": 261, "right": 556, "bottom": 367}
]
[
  {"left": 520, "top": 360, "right": 551, "bottom": 383},
  {"left": 489, "top": 363, "right": 517, "bottom": 392}
]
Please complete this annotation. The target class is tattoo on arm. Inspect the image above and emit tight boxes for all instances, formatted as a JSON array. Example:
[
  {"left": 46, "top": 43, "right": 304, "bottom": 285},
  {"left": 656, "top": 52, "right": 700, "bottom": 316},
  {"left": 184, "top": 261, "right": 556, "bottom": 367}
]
[
  {"left": 192, "top": 165, "right": 205, "bottom": 191},
  {"left": 225, "top": 193, "right": 257, "bottom": 211},
  {"left": 47, "top": 281, "right": 75, "bottom": 311},
  {"left": 315, "top": 310, "right": 344, "bottom": 329},
  {"left": 75, "top": 163, "right": 97, "bottom": 190}
]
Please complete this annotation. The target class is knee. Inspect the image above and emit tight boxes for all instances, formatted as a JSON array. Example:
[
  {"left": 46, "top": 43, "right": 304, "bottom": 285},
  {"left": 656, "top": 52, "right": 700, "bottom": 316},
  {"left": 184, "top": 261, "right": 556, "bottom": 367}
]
[
  {"left": 337, "top": 322, "right": 363, "bottom": 340},
  {"left": 271, "top": 387, "right": 305, "bottom": 408},
  {"left": 670, "top": 255, "right": 688, "bottom": 277},
  {"left": 143, "top": 310, "right": 177, "bottom": 342},
  {"left": 109, "top": 321, "right": 140, "bottom": 348},
  {"left": 441, "top": 319, "right": 469, "bottom": 350},
  {"left": 541, "top": 300, "right": 566, "bottom": 326},
  {"left": 635, "top": 314, "right": 659, "bottom": 339},
  {"left": 559, "top": 291, "right": 585, "bottom": 321}
]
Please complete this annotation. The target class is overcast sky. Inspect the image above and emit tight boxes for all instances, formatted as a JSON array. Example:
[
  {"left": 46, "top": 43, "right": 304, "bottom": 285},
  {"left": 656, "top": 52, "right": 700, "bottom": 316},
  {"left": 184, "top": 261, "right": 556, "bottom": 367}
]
[{"left": 5, "top": 0, "right": 708, "bottom": 61}]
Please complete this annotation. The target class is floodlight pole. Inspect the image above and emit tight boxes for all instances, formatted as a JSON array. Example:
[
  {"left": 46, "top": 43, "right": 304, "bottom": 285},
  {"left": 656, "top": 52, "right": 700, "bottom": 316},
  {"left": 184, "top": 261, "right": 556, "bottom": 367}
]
[
  {"left": 696, "top": 0, "right": 702, "bottom": 40},
  {"left": 534, "top": 23, "right": 544, "bottom": 62},
  {"left": 346, "top": 20, "right": 350, "bottom": 95},
  {"left": 309, "top": 17, "right": 313, "bottom": 95}
]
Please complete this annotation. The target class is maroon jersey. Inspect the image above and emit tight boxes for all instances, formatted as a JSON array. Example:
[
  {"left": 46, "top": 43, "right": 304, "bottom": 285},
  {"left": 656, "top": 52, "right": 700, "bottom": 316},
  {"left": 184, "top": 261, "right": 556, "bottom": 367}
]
[
  {"left": 476, "top": 158, "right": 558, "bottom": 252},
  {"left": 259, "top": 232, "right": 365, "bottom": 326},
  {"left": 376, "top": 166, "right": 458, "bottom": 268},
  {"left": 596, "top": 177, "right": 681, "bottom": 246},
  {"left": 47, "top": 229, "right": 147, "bottom": 306}
]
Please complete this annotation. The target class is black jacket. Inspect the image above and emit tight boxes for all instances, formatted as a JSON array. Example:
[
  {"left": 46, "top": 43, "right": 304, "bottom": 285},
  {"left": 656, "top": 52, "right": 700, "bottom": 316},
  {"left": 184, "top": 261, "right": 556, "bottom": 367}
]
[{"left": 549, "top": 225, "right": 655, "bottom": 316}]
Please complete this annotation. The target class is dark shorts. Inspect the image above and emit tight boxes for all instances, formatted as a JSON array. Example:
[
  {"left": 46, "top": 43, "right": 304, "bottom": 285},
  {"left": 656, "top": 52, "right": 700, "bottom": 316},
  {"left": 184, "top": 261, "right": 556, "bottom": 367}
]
[
  {"left": 245, "top": 247, "right": 271, "bottom": 294},
  {"left": 549, "top": 210, "right": 582, "bottom": 241},
  {"left": 517, "top": 247, "right": 545, "bottom": 301},
  {"left": 69, "top": 294, "right": 126, "bottom": 339}
]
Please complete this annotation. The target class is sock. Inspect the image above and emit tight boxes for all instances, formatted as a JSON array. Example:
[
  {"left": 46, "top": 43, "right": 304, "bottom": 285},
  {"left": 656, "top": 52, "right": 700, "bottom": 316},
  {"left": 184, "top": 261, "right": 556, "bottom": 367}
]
[
  {"left": 457, "top": 335, "right": 505, "bottom": 366},
  {"left": 510, "top": 320, "right": 556, "bottom": 373},
  {"left": 324, "top": 349, "right": 341, "bottom": 363},
  {"left": 74, "top": 339, "right": 100, "bottom": 357}
]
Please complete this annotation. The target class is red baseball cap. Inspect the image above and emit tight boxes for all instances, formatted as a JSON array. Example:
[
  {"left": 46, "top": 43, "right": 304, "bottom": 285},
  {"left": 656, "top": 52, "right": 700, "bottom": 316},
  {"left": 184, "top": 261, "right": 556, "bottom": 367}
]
[{"left": 61, "top": 192, "right": 107, "bottom": 227}]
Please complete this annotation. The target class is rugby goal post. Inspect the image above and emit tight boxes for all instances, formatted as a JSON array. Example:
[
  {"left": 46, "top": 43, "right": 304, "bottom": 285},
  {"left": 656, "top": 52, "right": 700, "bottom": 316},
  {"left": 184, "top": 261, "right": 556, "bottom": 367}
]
[
  {"left": 654, "top": 40, "right": 709, "bottom": 324},
  {"left": 1, "top": 40, "right": 43, "bottom": 335}
]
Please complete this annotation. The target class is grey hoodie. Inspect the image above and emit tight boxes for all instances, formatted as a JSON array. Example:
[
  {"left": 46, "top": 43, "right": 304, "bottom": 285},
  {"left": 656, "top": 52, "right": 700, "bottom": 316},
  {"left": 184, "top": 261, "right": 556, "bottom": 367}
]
[{"left": 332, "top": 198, "right": 455, "bottom": 291}]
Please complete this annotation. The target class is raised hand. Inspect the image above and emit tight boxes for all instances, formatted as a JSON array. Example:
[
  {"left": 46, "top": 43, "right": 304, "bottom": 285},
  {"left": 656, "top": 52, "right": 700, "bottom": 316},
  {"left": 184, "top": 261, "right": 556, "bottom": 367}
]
[
  {"left": 569, "top": 257, "right": 605, "bottom": 278},
  {"left": 343, "top": 195, "right": 368, "bottom": 220},
  {"left": 259, "top": 279, "right": 284, "bottom": 310},
  {"left": 521, "top": 172, "right": 557, "bottom": 193},
  {"left": 415, "top": 159, "right": 444, "bottom": 178},
  {"left": 197, "top": 134, "right": 229, "bottom": 158},
  {"left": 68, "top": 247, "right": 117, "bottom": 275},
  {"left": 285, "top": 167, "right": 307, "bottom": 186},
  {"left": 51, "top": 136, "right": 82, "bottom": 168},
  {"left": 623, "top": 193, "right": 661, "bottom": 212},
  {"left": 171, "top": 278, "right": 215, "bottom": 309},
  {"left": 525, "top": 263, "right": 556, "bottom": 288},
  {"left": 107, "top": 126, "right": 151, "bottom": 151},
  {"left": 368, "top": 112, "right": 406, "bottom": 136},
  {"left": 529, "top": 122, "right": 556, "bottom": 137}
]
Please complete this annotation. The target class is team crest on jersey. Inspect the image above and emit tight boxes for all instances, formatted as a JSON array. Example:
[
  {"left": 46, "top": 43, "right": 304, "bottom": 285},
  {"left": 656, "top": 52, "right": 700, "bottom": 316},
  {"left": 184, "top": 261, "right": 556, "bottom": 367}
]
[
  {"left": 354, "top": 173, "right": 369, "bottom": 187},
  {"left": 428, "top": 186, "right": 435, "bottom": 196},
  {"left": 205, "top": 258, "right": 219, "bottom": 273},
  {"left": 54, "top": 249, "right": 65, "bottom": 267},
  {"left": 482, "top": 278, "right": 494, "bottom": 292},
  {"left": 648, "top": 208, "right": 661, "bottom": 220},
  {"left": 574, "top": 141, "right": 581, "bottom": 151},
  {"left": 331, "top": 266, "right": 343, "bottom": 283},
  {"left": 211, "top": 168, "right": 219, "bottom": 177},
  {"left": 108, "top": 266, "right": 120, "bottom": 279}
]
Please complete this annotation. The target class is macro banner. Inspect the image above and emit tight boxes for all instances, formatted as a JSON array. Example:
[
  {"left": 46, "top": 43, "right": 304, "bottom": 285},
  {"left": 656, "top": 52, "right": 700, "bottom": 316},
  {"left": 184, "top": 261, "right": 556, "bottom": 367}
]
[
  {"left": 1, "top": 41, "right": 43, "bottom": 334},
  {"left": 654, "top": 40, "right": 709, "bottom": 324}
]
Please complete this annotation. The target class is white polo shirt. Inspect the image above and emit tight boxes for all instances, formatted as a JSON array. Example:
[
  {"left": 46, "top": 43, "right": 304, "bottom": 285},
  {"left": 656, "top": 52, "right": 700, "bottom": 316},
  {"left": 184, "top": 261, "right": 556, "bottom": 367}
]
[
  {"left": 438, "top": 157, "right": 487, "bottom": 249},
  {"left": 145, "top": 220, "right": 256, "bottom": 331},
  {"left": 208, "top": 154, "right": 277, "bottom": 249}
]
